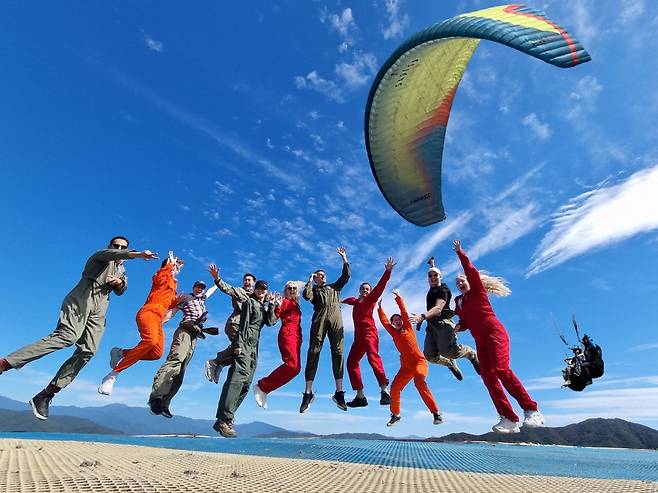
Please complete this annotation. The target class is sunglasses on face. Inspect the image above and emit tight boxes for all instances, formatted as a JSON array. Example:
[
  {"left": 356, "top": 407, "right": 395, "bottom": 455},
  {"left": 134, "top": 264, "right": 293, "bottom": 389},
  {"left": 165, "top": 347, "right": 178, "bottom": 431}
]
[
  {"left": 111, "top": 243, "right": 128, "bottom": 250},
  {"left": 286, "top": 286, "right": 297, "bottom": 291},
  {"left": 428, "top": 273, "right": 439, "bottom": 278}
]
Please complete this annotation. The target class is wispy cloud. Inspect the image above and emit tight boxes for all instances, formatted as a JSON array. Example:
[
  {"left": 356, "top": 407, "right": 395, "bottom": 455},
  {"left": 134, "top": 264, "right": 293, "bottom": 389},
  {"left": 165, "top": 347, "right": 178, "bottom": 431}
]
[
  {"left": 294, "top": 71, "right": 345, "bottom": 103},
  {"left": 522, "top": 113, "right": 552, "bottom": 140},
  {"left": 620, "top": 0, "right": 645, "bottom": 24},
  {"left": 320, "top": 7, "right": 358, "bottom": 53},
  {"left": 528, "top": 164, "right": 658, "bottom": 276},
  {"left": 143, "top": 33, "right": 163, "bottom": 52},
  {"left": 628, "top": 342, "right": 658, "bottom": 351},
  {"left": 381, "top": 0, "right": 410, "bottom": 40},
  {"left": 335, "top": 52, "right": 378, "bottom": 89}
]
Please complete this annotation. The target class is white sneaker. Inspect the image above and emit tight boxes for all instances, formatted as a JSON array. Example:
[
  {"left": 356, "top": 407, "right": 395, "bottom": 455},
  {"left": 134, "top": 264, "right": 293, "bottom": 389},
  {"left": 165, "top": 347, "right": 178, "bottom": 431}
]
[
  {"left": 98, "top": 372, "right": 118, "bottom": 395},
  {"left": 523, "top": 410, "right": 545, "bottom": 428},
  {"left": 204, "top": 359, "right": 217, "bottom": 383},
  {"left": 253, "top": 384, "right": 268, "bottom": 409},
  {"left": 109, "top": 347, "right": 123, "bottom": 369},
  {"left": 492, "top": 416, "right": 520, "bottom": 434}
]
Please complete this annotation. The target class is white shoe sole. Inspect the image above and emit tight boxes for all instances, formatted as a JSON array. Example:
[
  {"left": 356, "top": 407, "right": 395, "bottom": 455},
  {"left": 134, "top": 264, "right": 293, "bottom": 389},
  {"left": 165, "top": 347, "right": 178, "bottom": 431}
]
[
  {"left": 29, "top": 399, "right": 48, "bottom": 421},
  {"left": 300, "top": 395, "right": 315, "bottom": 413}
]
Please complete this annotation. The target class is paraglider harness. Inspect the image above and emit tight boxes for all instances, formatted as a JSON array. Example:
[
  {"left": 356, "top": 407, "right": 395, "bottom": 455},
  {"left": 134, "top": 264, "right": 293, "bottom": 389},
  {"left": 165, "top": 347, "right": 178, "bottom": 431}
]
[
  {"left": 555, "top": 316, "right": 604, "bottom": 391},
  {"left": 179, "top": 311, "right": 220, "bottom": 340}
]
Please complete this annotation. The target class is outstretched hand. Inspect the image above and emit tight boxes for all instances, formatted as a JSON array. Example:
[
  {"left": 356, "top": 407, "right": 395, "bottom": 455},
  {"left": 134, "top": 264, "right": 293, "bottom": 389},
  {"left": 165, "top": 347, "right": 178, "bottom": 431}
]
[
  {"left": 392, "top": 288, "right": 400, "bottom": 299},
  {"left": 208, "top": 263, "right": 219, "bottom": 280},
  {"left": 409, "top": 313, "right": 422, "bottom": 324},
  {"left": 385, "top": 257, "right": 396, "bottom": 271},
  {"left": 337, "top": 246, "right": 348, "bottom": 262},
  {"left": 140, "top": 250, "right": 159, "bottom": 260},
  {"left": 452, "top": 240, "right": 462, "bottom": 253}
]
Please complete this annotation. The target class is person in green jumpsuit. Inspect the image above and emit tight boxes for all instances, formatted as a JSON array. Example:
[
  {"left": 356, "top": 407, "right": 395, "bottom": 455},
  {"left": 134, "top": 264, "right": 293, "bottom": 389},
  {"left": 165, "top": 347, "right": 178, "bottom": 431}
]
[
  {"left": 299, "top": 247, "right": 350, "bottom": 413},
  {"left": 203, "top": 267, "right": 256, "bottom": 384},
  {"left": 213, "top": 280, "right": 278, "bottom": 438},
  {"left": 0, "top": 236, "right": 158, "bottom": 420}
]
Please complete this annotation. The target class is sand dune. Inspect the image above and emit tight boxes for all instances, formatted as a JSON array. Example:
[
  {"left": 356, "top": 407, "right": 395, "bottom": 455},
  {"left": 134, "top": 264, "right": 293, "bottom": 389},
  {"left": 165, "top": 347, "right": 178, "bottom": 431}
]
[{"left": 1, "top": 439, "right": 656, "bottom": 493}]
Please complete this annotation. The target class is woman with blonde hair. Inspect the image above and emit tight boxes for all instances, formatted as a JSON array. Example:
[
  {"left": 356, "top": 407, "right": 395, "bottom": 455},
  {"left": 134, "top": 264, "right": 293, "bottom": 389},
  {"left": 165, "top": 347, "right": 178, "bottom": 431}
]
[
  {"left": 452, "top": 239, "right": 543, "bottom": 433},
  {"left": 253, "top": 281, "right": 303, "bottom": 409}
]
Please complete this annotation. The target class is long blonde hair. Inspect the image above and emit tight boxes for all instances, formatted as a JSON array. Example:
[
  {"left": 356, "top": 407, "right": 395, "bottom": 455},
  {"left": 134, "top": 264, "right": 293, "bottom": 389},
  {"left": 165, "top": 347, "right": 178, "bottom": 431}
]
[
  {"left": 284, "top": 280, "right": 304, "bottom": 302},
  {"left": 458, "top": 271, "right": 511, "bottom": 297}
]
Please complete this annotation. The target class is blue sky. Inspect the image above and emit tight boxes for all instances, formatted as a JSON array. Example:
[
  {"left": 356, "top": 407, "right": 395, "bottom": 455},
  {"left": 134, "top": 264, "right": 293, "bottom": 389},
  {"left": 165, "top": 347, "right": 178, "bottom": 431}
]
[{"left": 2, "top": 0, "right": 658, "bottom": 437}]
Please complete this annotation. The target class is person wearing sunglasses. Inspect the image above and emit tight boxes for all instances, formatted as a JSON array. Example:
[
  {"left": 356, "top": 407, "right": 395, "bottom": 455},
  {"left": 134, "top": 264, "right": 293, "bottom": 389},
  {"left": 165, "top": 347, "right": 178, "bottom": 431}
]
[
  {"left": 452, "top": 240, "right": 543, "bottom": 433},
  {"left": 253, "top": 281, "right": 303, "bottom": 409},
  {"left": 341, "top": 257, "right": 396, "bottom": 409},
  {"left": 0, "top": 235, "right": 158, "bottom": 420},
  {"left": 300, "top": 246, "right": 350, "bottom": 413},
  {"left": 98, "top": 251, "right": 184, "bottom": 396},
  {"left": 409, "top": 256, "right": 479, "bottom": 381}
]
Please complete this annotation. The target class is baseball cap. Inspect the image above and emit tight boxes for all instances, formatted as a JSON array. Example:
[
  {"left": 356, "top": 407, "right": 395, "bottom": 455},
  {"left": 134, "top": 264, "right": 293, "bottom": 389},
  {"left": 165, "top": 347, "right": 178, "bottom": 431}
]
[
  {"left": 255, "top": 280, "right": 268, "bottom": 290},
  {"left": 193, "top": 280, "right": 207, "bottom": 288}
]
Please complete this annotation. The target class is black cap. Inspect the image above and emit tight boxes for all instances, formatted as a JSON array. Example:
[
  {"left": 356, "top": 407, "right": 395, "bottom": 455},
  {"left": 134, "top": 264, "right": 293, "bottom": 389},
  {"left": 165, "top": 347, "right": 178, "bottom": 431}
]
[{"left": 254, "top": 280, "right": 268, "bottom": 290}]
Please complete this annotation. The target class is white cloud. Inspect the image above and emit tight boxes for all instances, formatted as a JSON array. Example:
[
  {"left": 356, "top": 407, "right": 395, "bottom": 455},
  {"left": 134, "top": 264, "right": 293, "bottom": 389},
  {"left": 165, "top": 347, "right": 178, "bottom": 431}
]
[
  {"left": 320, "top": 7, "right": 358, "bottom": 52},
  {"left": 628, "top": 342, "right": 658, "bottom": 351},
  {"left": 620, "top": 0, "right": 645, "bottom": 24},
  {"left": 522, "top": 113, "right": 552, "bottom": 140},
  {"left": 335, "top": 52, "right": 378, "bottom": 89},
  {"left": 294, "top": 71, "right": 345, "bottom": 103},
  {"left": 381, "top": 0, "right": 410, "bottom": 40},
  {"left": 528, "top": 164, "right": 658, "bottom": 276},
  {"left": 143, "top": 34, "right": 163, "bottom": 52}
]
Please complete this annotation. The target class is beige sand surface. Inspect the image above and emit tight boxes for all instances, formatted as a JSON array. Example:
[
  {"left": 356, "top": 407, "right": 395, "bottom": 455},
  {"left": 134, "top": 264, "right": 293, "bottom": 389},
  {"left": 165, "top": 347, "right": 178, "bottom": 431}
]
[{"left": 1, "top": 439, "right": 656, "bottom": 493}]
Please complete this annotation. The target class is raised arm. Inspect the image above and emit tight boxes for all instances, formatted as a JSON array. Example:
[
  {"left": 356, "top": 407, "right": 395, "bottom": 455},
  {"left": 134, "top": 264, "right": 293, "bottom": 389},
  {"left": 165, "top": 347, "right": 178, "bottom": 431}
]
[
  {"left": 331, "top": 259, "right": 351, "bottom": 292},
  {"left": 92, "top": 248, "right": 158, "bottom": 263},
  {"left": 394, "top": 292, "right": 409, "bottom": 323},
  {"left": 303, "top": 274, "right": 314, "bottom": 302},
  {"left": 377, "top": 300, "right": 395, "bottom": 337},
  {"left": 453, "top": 240, "right": 485, "bottom": 294},
  {"left": 366, "top": 258, "right": 395, "bottom": 304}
]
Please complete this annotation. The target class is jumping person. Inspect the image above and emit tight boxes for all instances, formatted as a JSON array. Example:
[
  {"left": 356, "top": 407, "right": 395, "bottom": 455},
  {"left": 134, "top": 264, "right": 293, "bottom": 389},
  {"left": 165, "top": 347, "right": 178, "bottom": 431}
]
[
  {"left": 409, "top": 257, "right": 479, "bottom": 381},
  {"left": 452, "top": 239, "right": 544, "bottom": 433},
  {"left": 148, "top": 268, "right": 219, "bottom": 417},
  {"left": 300, "top": 247, "right": 351, "bottom": 413},
  {"left": 213, "top": 280, "right": 277, "bottom": 438},
  {"left": 204, "top": 268, "right": 256, "bottom": 384},
  {"left": 378, "top": 291, "right": 442, "bottom": 427},
  {"left": 98, "top": 252, "right": 184, "bottom": 395},
  {"left": 342, "top": 258, "right": 395, "bottom": 408},
  {"left": 0, "top": 236, "right": 157, "bottom": 420},
  {"left": 253, "top": 282, "right": 302, "bottom": 409}
]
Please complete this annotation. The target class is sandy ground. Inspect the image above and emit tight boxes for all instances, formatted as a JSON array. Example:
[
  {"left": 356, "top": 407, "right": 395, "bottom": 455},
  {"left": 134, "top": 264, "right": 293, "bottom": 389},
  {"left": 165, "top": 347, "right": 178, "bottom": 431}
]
[{"left": 1, "top": 439, "right": 656, "bottom": 493}]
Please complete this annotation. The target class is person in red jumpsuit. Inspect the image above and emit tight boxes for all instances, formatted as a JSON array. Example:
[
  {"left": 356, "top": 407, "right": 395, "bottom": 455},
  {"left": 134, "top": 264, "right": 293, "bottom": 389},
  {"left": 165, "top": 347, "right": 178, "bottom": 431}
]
[
  {"left": 98, "top": 252, "right": 183, "bottom": 396},
  {"left": 452, "top": 240, "right": 544, "bottom": 433},
  {"left": 378, "top": 290, "right": 442, "bottom": 427},
  {"left": 342, "top": 257, "right": 395, "bottom": 408},
  {"left": 253, "top": 281, "right": 303, "bottom": 409}
]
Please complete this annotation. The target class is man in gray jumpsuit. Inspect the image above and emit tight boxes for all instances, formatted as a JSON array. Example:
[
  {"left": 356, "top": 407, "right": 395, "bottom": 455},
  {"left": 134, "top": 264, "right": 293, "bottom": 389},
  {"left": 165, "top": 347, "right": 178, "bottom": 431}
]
[
  {"left": 0, "top": 236, "right": 158, "bottom": 420},
  {"left": 213, "top": 280, "right": 277, "bottom": 438},
  {"left": 299, "top": 247, "right": 350, "bottom": 413},
  {"left": 203, "top": 267, "right": 256, "bottom": 384}
]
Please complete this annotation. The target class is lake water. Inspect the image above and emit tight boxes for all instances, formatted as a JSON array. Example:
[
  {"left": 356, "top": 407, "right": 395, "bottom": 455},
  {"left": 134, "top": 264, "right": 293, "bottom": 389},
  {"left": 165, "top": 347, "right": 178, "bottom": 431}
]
[{"left": 1, "top": 432, "right": 656, "bottom": 482}]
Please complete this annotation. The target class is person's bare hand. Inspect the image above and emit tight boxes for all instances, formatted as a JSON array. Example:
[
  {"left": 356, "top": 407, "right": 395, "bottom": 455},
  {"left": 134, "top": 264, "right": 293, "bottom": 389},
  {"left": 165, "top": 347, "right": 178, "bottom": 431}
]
[
  {"left": 141, "top": 250, "right": 159, "bottom": 260},
  {"left": 452, "top": 240, "right": 462, "bottom": 253},
  {"left": 337, "top": 246, "right": 347, "bottom": 261},
  {"left": 385, "top": 257, "right": 396, "bottom": 271},
  {"left": 409, "top": 313, "right": 422, "bottom": 324},
  {"left": 233, "top": 347, "right": 242, "bottom": 355},
  {"left": 209, "top": 264, "right": 220, "bottom": 280},
  {"left": 107, "top": 275, "right": 123, "bottom": 287}
]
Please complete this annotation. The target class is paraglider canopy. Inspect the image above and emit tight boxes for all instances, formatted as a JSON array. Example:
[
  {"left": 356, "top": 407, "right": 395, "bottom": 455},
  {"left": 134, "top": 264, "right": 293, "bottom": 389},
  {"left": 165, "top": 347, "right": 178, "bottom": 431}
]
[{"left": 365, "top": 4, "right": 591, "bottom": 226}]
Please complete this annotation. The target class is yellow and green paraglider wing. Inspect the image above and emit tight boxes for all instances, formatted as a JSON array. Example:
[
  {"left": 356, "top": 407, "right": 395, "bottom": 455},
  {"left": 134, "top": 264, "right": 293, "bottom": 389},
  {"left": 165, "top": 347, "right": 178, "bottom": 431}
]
[{"left": 365, "top": 4, "right": 591, "bottom": 226}]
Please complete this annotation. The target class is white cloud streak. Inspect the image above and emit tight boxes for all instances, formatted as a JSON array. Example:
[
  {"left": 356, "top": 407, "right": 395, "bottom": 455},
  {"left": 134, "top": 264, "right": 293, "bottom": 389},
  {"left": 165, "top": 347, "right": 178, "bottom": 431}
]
[
  {"left": 381, "top": 0, "right": 410, "bottom": 40},
  {"left": 528, "top": 164, "right": 658, "bottom": 276},
  {"left": 143, "top": 34, "right": 163, "bottom": 52},
  {"left": 522, "top": 113, "right": 552, "bottom": 141}
]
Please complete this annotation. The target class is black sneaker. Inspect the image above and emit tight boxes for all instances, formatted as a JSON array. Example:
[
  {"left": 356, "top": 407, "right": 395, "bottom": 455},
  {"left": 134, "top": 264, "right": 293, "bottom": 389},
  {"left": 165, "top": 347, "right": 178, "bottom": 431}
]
[
  {"left": 29, "top": 392, "right": 54, "bottom": 421},
  {"left": 380, "top": 391, "right": 391, "bottom": 406},
  {"left": 161, "top": 407, "right": 173, "bottom": 419},
  {"left": 447, "top": 360, "right": 463, "bottom": 381},
  {"left": 469, "top": 353, "right": 481, "bottom": 375},
  {"left": 346, "top": 396, "right": 368, "bottom": 408},
  {"left": 299, "top": 392, "right": 315, "bottom": 413},
  {"left": 149, "top": 398, "right": 163, "bottom": 416},
  {"left": 433, "top": 412, "right": 443, "bottom": 425},
  {"left": 332, "top": 391, "right": 347, "bottom": 411},
  {"left": 386, "top": 414, "right": 401, "bottom": 427}
]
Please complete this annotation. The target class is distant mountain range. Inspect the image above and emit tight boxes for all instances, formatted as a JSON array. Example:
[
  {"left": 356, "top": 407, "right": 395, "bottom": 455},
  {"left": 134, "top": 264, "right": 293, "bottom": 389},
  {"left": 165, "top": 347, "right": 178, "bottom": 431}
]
[
  {"left": 1, "top": 395, "right": 657, "bottom": 449},
  {"left": 0, "top": 395, "right": 286, "bottom": 437}
]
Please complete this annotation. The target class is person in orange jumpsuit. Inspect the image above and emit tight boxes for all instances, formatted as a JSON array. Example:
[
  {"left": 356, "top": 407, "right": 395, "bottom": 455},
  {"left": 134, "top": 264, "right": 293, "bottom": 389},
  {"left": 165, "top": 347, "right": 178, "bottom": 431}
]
[
  {"left": 377, "top": 290, "right": 442, "bottom": 427},
  {"left": 98, "top": 252, "right": 184, "bottom": 395}
]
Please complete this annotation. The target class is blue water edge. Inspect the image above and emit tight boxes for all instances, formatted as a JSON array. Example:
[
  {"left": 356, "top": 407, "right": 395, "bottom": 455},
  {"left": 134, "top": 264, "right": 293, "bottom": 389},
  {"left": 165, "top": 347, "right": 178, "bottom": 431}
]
[{"left": 1, "top": 433, "right": 656, "bottom": 482}]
